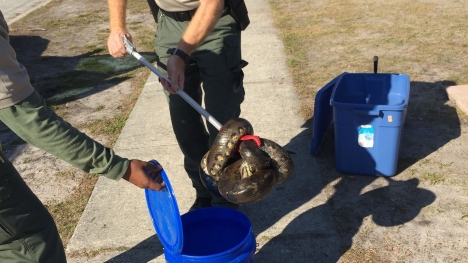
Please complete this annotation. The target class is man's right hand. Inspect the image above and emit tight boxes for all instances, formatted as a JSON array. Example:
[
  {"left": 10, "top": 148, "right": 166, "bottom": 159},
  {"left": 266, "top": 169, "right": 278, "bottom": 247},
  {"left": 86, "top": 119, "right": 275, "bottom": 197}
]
[{"left": 108, "top": 30, "right": 132, "bottom": 58}]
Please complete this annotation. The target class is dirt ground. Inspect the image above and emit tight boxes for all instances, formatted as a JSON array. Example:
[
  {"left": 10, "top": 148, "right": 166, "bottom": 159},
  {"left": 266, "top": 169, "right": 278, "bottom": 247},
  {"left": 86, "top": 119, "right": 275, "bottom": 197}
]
[{"left": 1, "top": 0, "right": 468, "bottom": 262}]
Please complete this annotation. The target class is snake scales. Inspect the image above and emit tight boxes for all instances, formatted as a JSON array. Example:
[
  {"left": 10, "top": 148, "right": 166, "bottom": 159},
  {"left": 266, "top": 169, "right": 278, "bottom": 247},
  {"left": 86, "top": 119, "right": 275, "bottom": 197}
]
[{"left": 199, "top": 118, "right": 294, "bottom": 204}]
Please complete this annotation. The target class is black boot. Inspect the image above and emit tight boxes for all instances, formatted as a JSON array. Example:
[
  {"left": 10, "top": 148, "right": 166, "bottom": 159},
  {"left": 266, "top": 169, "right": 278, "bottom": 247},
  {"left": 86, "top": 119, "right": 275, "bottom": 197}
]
[{"left": 189, "top": 197, "right": 213, "bottom": 212}]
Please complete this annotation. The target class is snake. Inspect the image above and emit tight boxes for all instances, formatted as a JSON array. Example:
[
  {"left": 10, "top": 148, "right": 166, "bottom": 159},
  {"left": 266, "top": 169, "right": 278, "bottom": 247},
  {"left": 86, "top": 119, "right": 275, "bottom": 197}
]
[{"left": 199, "top": 118, "right": 294, "bottom": 204}]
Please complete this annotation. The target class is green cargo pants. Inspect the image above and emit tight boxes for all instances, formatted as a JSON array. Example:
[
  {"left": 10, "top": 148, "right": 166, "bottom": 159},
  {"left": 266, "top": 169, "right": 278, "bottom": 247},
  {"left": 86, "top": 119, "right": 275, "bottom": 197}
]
[
  {"left": 0, "top": 151, "right": 66, "bottom": 263},
  {"left": 154, "top": 10, "right": 245, "bottom": 207}
]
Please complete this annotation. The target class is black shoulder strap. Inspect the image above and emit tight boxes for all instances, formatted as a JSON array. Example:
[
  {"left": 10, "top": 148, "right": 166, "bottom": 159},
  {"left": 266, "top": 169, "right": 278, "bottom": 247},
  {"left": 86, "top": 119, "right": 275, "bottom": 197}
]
[
  {"left": 226, "top": 0, "right": 250, "bottom": 31},
  {"left": 146, "top": 0, "right": 160, "bottom": 24}
]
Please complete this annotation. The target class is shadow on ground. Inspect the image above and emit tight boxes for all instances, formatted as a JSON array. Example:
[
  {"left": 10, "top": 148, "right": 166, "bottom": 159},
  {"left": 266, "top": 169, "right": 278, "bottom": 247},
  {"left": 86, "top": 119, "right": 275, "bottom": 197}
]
[
  {"left": 96, "top": 82, "right": 451, "bottom": 262},
  {"left": 9, "top": 35, "right": 155, "bottom": 103},
  {"left": 248, "top": 80, "right": 455, "bottom": 262},
  {"left": 103, "top": 235, "right": 163, "bottom": 263},
  {"left": 398, "top": 80, "right": 461, "bottom": 171}
]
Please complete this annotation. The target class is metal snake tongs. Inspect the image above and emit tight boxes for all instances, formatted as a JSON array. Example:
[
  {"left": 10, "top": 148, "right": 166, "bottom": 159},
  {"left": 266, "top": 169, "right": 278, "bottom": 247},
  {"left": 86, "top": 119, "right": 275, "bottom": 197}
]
[{"left": 122, "top": 35, "right": 223, "bottom": 131}]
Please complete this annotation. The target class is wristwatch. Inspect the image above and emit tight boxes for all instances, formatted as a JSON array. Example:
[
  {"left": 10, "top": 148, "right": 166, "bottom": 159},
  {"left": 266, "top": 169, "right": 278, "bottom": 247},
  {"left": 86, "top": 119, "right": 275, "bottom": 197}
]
[{"left": 167, "top": 48, "right": 192, "bottom": 64}]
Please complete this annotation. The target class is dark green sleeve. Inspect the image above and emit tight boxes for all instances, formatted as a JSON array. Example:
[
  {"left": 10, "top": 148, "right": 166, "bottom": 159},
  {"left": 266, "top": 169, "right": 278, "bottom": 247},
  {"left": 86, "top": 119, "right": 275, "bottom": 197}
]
[{"left": 0, "top": 90, "right": 129, "bottom": 180}]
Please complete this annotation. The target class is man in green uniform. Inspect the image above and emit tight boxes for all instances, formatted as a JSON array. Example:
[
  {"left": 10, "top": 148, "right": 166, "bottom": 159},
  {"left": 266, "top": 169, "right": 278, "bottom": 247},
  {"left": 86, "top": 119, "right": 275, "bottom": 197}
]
[
  {"left": 106, "top": 0, "right": 247, "bottom": 210},
  {"left": 0, "top": 10, "right": 164, "bottom": 262}
]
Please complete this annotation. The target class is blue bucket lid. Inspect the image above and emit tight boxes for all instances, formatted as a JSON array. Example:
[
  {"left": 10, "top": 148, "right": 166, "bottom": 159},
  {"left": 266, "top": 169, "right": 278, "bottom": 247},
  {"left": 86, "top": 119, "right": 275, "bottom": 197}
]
[
  {"left": 145, "top": 160, "right": 183, "bottom": 254},
  {"left": 310, "top": 74, "right": 343, "bottom": 155}
]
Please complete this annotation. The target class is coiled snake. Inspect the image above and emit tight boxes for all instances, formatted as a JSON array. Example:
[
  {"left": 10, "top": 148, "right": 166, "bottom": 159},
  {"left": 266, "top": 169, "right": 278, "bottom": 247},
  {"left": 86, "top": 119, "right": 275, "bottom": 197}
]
[{"left": 199, "top": 118, "right": 294, "bottom": 204}]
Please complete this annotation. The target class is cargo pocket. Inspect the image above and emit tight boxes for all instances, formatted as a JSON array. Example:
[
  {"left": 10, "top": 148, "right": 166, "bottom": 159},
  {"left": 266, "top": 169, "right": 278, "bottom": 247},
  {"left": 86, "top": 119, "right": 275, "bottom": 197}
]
[
  {"left": 222, "top": 34, "right": 242, "bottom": 71},
  {"left": 231, "top": 60, "right": 248, "bottom": 93}
]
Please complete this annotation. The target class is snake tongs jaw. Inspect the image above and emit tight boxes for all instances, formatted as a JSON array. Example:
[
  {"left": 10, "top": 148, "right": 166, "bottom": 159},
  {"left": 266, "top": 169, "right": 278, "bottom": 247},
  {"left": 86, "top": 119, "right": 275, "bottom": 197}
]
[{"left": 122, "top": 35, "right": 136, "bottom": 54}]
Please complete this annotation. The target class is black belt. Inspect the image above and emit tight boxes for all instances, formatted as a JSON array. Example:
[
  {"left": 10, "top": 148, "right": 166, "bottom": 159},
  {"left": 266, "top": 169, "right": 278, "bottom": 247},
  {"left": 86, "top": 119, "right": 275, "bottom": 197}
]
[
  {"left": 161, "top": 7, "right": 230, "bottom": 22},
  {"left": 160, "top": 9, "right": 196, "bottom": 22}
]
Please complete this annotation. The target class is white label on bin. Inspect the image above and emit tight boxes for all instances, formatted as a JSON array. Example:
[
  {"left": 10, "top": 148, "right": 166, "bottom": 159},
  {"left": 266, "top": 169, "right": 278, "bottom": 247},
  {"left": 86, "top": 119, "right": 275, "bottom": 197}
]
[{"left": 358, "top": 125, "right": 374, "bottom": 148}]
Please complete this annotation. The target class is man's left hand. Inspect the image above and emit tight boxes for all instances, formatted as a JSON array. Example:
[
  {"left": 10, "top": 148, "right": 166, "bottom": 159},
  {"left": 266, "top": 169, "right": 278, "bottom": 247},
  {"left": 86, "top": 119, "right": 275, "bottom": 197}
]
[{"left": 160, "top": 55, "right": 186, "bottom": 94}]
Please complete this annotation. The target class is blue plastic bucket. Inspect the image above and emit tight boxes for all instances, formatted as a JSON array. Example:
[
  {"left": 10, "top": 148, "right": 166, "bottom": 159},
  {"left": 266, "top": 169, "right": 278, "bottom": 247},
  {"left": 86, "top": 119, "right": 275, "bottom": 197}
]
[
  {"left": 164, "top": 207, "right": 255, "bottom": 262},
  {"left": 145, "top": 160, "right": 256, "bottom": 263}
]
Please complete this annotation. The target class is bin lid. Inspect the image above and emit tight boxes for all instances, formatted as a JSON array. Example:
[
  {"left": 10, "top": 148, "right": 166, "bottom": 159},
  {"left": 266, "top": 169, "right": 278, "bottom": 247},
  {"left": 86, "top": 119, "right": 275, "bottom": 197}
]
[
  {"left": 310, "top": 74, "right": 343, "bottom": 155},
  {"left": 145, "top": 160, "right": 183, "bottom": 255}
]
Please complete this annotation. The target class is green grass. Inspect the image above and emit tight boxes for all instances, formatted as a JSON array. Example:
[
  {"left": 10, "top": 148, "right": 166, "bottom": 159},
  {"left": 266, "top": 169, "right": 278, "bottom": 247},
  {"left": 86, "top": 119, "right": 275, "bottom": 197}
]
[
  {"left": 269, "top": 0, "right": 468, "bottom": 119},
  {"left": 45, "top": 10, "right": 105, "bottom": 29},
  {"left": 67, "top": 246, "right": 129, "bottom": 259},
  {"left": 76, "top": 58, "right": 115, "bottom": 74},
  {"left": 45, "top": 173, "right": 98, "bottom": 246},
  {"left": 423, "top": 172, "right": 445, "bottom": 185},
  {"left": 22, "top": 157, "right": 34, "bottom": 164}
]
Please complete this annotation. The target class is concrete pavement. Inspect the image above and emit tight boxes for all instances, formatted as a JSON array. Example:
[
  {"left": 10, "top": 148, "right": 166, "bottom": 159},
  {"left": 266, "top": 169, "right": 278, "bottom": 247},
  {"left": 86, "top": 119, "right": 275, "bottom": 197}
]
[
  {"left": 66, "top": 0, "right": 340, "bottom": 262},
  {"left": 0, "top": 0, "right": 52, "bottom": 24},
  {"left": 446, "top": 85, "right": 468, "bottom": 116}
]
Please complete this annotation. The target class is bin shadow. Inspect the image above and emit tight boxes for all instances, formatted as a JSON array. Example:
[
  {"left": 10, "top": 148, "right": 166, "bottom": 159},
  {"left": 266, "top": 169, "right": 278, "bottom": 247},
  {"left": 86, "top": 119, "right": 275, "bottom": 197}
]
[
  {"left": 249, "top": 118, "right": 436, "bottom": 262},
  {"left": 397, "top": 80, "right": 460, "bottom": 172}
]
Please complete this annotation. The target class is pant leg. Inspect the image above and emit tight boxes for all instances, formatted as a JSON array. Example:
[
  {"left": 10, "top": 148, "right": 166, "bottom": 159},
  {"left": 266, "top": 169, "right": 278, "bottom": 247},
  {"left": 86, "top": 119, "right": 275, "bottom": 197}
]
[
  {"left": 192, "top": 14, "right": 246, "bottom": 206},
  {"left": 0, "top": 151, "right": 66, "bottom": 263},
  {"left": 154, "top": 12, "right": 212, "bottom": 199}
]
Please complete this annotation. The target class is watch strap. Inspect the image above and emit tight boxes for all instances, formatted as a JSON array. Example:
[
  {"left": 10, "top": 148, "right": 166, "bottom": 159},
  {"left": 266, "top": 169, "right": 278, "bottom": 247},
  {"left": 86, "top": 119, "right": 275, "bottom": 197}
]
[{"left": 167, "top": 48, "right": 193, "bottom": 64}]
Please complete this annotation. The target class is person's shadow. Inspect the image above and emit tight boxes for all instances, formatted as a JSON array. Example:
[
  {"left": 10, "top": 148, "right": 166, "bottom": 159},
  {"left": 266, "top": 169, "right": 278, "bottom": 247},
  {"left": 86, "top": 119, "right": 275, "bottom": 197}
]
[
  {"left": 103, "top": 80, "right": 450, "bottom": 261},
  {"left": 8, "top": 35, "right": 155, "bottom": 104}
]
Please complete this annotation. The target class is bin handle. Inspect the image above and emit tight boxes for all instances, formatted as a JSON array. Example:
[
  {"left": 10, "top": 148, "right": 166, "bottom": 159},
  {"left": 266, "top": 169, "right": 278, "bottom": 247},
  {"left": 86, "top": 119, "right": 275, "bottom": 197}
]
[
  {"left": 373, "top": 56, "right": 378, "bottom": 73},
  {"left": 353, "top": 109, "right": 381, "bottom": 116}
]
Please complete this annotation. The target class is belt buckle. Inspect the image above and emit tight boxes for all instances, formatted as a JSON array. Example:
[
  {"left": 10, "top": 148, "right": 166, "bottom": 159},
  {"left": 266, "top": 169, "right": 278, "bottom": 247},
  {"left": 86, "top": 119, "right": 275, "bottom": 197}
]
[
  {"left": 177, "top": 12, "right": 184, "bottom": 21},
  {"left": 179, "top": 11, "right": 189, "bottom": 21}
]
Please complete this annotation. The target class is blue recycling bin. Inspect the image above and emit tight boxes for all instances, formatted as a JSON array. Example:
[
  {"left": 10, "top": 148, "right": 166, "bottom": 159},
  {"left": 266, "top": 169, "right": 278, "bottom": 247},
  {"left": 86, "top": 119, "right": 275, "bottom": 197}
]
[{"left": 311, "top": 72, "right": 410, "bottom": 176}]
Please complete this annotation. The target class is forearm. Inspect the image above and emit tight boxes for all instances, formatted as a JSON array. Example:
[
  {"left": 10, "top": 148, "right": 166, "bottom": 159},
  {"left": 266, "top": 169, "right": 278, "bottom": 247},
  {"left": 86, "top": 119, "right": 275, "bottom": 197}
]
[
  {"left": 0, "top": 91, "right": 129, "bottom": 180},
  {"left": 108, "top": 0, "right": 128, "bottom": 32},
  {"left": 178, "top": 0, "right": 224, "bottom": 54}
]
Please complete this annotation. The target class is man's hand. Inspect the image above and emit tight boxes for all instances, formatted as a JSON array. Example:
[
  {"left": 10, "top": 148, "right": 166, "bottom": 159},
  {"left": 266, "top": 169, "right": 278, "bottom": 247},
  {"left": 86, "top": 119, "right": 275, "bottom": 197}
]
[
  {"left": 159, "top": 0, "right": 224, "bottom": 94},
  {"left": 122, "top": 159, "right": 165, "bottom": 190},
  {"left": 108, "top": 31, "right": 131, "bottom": 58},
  {"left": 106, "top": 0, "right": 130, "bottom": 57},
  {"left": 160, "top": 55, "right": 186, "bottom": 94}
]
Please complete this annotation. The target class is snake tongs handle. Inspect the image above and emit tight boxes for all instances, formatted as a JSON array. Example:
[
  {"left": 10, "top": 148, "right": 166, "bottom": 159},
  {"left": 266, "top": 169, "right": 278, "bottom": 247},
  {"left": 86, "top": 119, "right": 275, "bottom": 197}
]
[{"left": 121, "top": 35, "right": 223, "bottom": 130}]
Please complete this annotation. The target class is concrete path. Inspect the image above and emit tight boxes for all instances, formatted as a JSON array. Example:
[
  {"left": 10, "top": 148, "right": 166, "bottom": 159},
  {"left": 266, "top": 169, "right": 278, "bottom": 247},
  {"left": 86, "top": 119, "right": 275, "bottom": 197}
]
[
  {"left": 66, "top": 0, "right": 340, "bottom": 262},
  {"left": 446, "top": 85, "right": 468, "bottom": 116},
  {"left": 0, "top": 0, "right": 51, "bottom": 24}
]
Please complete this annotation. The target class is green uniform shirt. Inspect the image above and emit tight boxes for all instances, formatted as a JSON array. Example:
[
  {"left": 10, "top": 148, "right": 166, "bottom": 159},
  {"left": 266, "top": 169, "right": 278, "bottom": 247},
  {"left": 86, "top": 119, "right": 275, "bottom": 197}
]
[{"left": 0, "top": 10, "right": 129, "bottom": 180}]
